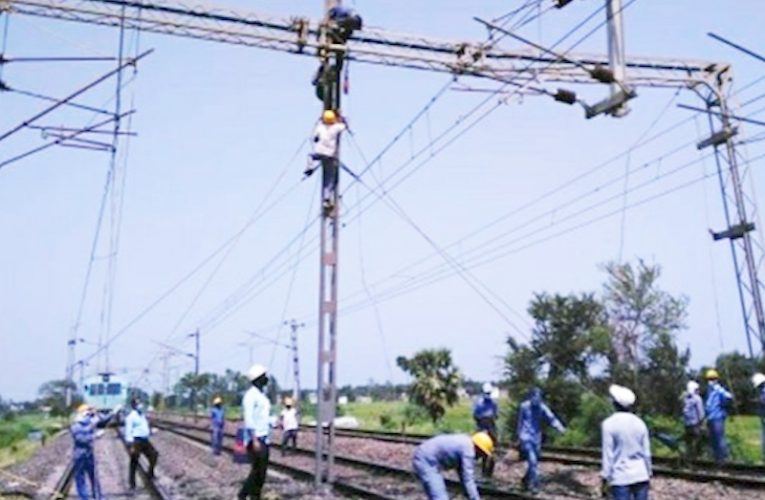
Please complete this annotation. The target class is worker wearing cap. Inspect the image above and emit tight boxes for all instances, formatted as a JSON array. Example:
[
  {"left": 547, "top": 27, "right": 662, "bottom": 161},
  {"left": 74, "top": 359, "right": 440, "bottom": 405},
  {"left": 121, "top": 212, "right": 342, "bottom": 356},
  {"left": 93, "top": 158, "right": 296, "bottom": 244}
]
[
  {"left": 516, "top": 387, "right": 566, "bottom": 494},
  {"left": 601, "top": 385, "right": 652, "bottom": 500},
  {"left": 210, "top": 396, "right": 225, "bottom": 456},
  {"left": 125, "top": 398, "right": 158, "bottom": 490},
  {"left": 704, "top": 369, "right": 733, "bottom": 464},
  {"left": 306, "top": 110, "right": 347, "bottom": 213},
  {"left": 412, "top": 432, "right": 493, "bottom": 500},
  {"left": 682, "top": 380, "right": 705, "bottom": 459},
  {"left": 238, "top": 364, "right": 271, "bottom": 500},
  {"left": 70, "top": 404, "right": 102, "bottom": 500},
  {"left": 752, "top": 372, "right": 765, "bottom": 460},
  {"left": 472, "top": 382, "right": 498, "bottom": 477},
  {"left": 279, "top": 397, "right": 299, "bottom": 456}
]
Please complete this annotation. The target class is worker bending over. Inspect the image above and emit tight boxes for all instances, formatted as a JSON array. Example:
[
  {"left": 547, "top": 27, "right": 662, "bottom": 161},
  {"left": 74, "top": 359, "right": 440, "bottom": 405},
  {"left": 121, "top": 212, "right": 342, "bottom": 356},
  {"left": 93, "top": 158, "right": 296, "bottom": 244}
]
[
  {"left": 601, "top": 385, "right": 652, "bottom": 500},
  {"left": 124, "top": 398, "right": 158, "bottom": 490},
  {"left": 516, "top": 387, "right": 565, "bottom": 494},
  {"left": 307, "top": 110, "right": 347, "bottom": 213},
  {"left": 681, "top": 380, "right": 705, "bottom": 460},
  {"left": 412, "top": 432, "right": 494, "bottom": 500},
  {"left": 210, "top": 396, "right": 225, "bottom": 456},
  {"left": 472, "top": 382, "right": 498, "bottom": 477},
  {"left": 704, "top": 369, "right": 733, "bottom": 464},
  {"left": 238, "top": 364, "right": 271, "bottom": 500},
  {"left": 279, "top": 397, "right": 299, "bottom": 456}
]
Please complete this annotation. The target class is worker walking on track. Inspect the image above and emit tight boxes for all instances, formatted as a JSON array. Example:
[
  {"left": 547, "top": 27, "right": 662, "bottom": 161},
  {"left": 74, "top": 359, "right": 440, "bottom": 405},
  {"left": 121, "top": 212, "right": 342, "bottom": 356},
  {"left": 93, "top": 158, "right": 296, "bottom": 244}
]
[
  {"left": 516, "top": 387, "right": 566, "bottom": 494},
  {"left": 306, "top": 109, "right": 347, "bottom": 213},
  {"left": 751, "top": 372, "right": 765, "bottom": 461},
  {"left": 70, "top": 404, "right": 104, "bottom": 500},
  {"left": 601, "top": 385, "right": 652, "bottom": 500},
  {"left": 704, "top": 369, "right": 733, "bottom": 464},
  {"left": 412, "top": 432, "right": 494, "bottom": 500},
  {"left": 210, "top": 396, "right": 225, "bottom": 456},
  {"left": 124, "top": 398, "right": 158, "bottom": 490},
  {"left": 238, "top": 364, "right": 271, "bottom": 500},
  {"left": 682, "top": 380, "right": 705, "bottom": 460},
  {"left": 279, "top": 397, "right": 299, "bottom": 456},
  {"left": 472, "top": 382, "right": 498, "bottom": 478}
]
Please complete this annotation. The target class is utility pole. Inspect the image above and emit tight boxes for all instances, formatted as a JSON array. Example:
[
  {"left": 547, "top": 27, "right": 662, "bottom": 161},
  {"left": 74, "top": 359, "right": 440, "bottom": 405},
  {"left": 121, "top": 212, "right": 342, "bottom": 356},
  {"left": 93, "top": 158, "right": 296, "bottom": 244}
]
[
  {"left": 187, "top": 329, "right": 200, "bottom": 413},
  {"left": 284, "top": 319, "right": 305, "bottom": 407},
  {"left": 65, "top": 337, "right": 76, "bottom": 408},
  {"left": 315, "top": 0, "right": 343, "bottom": 488}
]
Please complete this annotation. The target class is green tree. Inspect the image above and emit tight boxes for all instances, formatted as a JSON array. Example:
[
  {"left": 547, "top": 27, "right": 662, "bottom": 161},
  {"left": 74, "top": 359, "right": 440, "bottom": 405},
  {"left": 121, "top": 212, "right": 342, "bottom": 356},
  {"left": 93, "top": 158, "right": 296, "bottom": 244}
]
[
  {"left": 638, "top": 332, "right": 691, "bottom": 415},
  {"left": 396, "top": 348, "right": 461, "bottom": 423},
  {"left": 37, "top": 379, "right": 78, "bottom": 416},
  {"left": 505, "top": 293, "right": 608, "bottom": 420}
]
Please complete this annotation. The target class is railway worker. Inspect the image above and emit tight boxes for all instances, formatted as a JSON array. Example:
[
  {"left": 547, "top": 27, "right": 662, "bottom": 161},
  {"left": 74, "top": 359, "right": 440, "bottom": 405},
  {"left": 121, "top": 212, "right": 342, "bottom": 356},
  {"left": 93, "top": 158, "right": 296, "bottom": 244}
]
[
  {"left": 70, "top": 404, "right": 102, "bottom": 500},
  {"left": 601, "top": 385, "right": 652, "bottom": 500},
  {"left": 305, "top": 109, "right": 347, "bottom": 213},
  {"left": 210, "top": 396, "right": 225, "bottom": 456},
  {"left": 751, "top": 372, "right": 765, "bottom": 460},
  {"left": 238, "top": 364, "right": 271, "bottom": 500},
  {"left": 472, "top": 382, "right": 498, "bottom": 478},
  {"left": 682, "top": 380, "right": 705, "bottom": 459},
  {"left": 279, "top": 396, "right": 299, "bottom": 456},
  {"left": 124, "top": 398, "right": 158, "bottom": 490},
  {"left": 516, "top": 387, "right": 566, "bottom": 494},
  {"left": 704, "top": 369, "right": 734, "bottom": 464},
  {"left": 412, "top": 431, "right": 494, "bottom": 500}
]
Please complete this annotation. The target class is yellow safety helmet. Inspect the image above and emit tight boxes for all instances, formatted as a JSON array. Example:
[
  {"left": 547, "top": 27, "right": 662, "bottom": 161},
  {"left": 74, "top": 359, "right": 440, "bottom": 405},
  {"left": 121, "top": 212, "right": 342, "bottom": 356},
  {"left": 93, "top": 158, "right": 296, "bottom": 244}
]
[
  {"left": 705, "top": 369, "right": 720, "bottom": 380},
  {"left": 76, "top": 404, "right": 90, "bottom": 414},
  {"left": 471, "top": 432, "right": 494, "bottom": 456},
  {"left": 322, "top": 109, "right": 337, "bottom": 124},
  {"left": 213, "top": 396, "right": 223, "bottom": 405}
]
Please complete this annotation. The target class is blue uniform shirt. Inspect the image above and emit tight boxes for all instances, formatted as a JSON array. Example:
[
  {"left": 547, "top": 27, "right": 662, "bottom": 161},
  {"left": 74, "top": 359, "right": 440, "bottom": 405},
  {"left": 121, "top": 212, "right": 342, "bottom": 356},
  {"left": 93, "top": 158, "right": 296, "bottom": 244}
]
[
  {"left": 70, "top": 415, "right": 97, "bottom": 458},
  {"left": 682, "top": 393, "right": 705, "bottom": 427},
  {"left": 210, "top": 406, "right": 225, "bottom": 429},
  {"left": 517, "top": 400, "right": 565, "bottom": 444},
  {"left": 473, "top": 396, "right": 498, "bottom": 420},
  {"left": 705, "top": 382, "right": 733, "bottom": 422},
  {"left": 413, "top": 434, "right": 479, "bottom": 500},
  {"left": 124, "top": 409, "right": 151, "bottom": 443},
  {"left": 758, "top": 385, "right": 765, "bottom": 418}
]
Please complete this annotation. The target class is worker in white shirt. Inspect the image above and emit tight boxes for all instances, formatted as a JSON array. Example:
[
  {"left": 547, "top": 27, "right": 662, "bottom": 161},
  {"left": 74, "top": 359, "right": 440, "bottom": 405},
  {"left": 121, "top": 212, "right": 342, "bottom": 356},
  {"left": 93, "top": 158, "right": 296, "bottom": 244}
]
[
  {"left": 305, "top": 109, "right": 347, "bottom": 213},
  {"left": 124, "top": 398, "right": 158, "bottom": 490},
  {"left": 601, "top": 385, "right": 652, "bottom": 500},
  {"left": 279, "top": 397, "right": 300, "bottom": 456},
  {"left": 238, "top": 364, "right": 271, "bottom": 500}
]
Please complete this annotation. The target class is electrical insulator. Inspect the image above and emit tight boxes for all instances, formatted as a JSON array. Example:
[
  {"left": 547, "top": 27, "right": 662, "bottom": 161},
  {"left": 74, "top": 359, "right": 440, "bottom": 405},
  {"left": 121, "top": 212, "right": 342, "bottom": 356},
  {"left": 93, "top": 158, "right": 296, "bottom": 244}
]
[
  {"left": 554, "top": 89, "right": 577, "bottom": 105},
  {"left": 554, "top": 0, "right": 574, "bottom": 8},
  {"left": 589, "top": 65, "right": 615, "bottom": 83}
]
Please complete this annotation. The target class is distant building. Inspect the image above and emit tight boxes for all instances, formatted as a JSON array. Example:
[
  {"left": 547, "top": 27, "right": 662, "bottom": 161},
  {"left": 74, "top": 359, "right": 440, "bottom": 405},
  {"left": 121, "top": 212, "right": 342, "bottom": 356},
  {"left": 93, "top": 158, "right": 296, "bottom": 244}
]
[
  {"left": 307, "top": 392, "right": 317, "bottom": 404},
  {"left": 356, "top": 396, "right": 372, "bottom": 404},
  {"left": 338, "top": 396, "right": 348, "bottom": 405}
]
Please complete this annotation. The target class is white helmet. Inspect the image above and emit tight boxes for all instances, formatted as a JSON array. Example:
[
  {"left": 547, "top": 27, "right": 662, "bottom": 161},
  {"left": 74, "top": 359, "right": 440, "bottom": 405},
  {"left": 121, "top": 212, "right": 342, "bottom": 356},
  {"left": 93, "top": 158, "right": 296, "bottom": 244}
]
[
  {"left": 686, "top": 380, "right": 699, "bottom": 394},
  {"left": 248, "top": 364, "right": 268, "bottom": 381},
  {"left": 752, "top": 373, "right": 765, "bottom": 388},
  {"left": 609, "top": 384, "right": 636, "bottom": 408},
  {"left": 482, "top": 382, "right": 493, "bottom": 394}
]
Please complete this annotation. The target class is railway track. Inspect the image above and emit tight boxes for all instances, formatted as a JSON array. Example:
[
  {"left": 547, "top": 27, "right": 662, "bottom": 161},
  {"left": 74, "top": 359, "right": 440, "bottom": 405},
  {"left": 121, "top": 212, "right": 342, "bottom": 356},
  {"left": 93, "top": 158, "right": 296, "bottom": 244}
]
[
  {"left": 50, "top": 428, "right": 168, "bottom": 500},
  {"left": 154, "top": 418, "right": 542, "bottom": 499}
]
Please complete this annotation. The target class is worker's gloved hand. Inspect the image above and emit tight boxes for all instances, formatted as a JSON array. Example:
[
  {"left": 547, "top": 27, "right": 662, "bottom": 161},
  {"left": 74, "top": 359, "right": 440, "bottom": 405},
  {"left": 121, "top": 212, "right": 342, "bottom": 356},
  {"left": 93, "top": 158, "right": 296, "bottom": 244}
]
[{"left": 600, "top": 478, "right": 610, "bottom": 498}]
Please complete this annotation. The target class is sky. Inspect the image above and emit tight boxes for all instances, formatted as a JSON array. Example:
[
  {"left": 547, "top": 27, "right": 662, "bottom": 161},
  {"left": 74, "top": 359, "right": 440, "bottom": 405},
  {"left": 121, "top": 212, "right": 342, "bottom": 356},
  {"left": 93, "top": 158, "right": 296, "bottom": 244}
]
[{"left": 1, "top": 0, "right": 764, "bottom": 401}]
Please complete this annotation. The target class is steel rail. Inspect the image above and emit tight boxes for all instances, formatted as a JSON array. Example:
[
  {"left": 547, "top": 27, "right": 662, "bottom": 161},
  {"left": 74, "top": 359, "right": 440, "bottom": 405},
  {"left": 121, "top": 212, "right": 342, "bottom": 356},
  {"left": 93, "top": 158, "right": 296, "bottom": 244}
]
[
  {"left": 115, "top": 429, "right": 168, "bottom": 499},
  {"left": 153, "top": 417, "right": 554, "bottom": 499}
]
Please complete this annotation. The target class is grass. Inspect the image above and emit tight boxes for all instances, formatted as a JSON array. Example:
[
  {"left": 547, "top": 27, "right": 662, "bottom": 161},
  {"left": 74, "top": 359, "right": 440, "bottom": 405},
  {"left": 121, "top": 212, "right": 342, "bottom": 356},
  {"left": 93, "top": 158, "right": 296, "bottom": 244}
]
[{"left": 0, "top": 413, "right": 67, "bottom": 467}]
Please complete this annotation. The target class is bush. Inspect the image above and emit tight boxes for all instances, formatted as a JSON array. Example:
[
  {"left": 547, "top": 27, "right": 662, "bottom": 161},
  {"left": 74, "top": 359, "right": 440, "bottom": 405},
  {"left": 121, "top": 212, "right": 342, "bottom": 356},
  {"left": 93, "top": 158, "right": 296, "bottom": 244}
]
[
  {"left": 379, "top": 412, "right": 396, "bottom": 431},
  {"left": 551, "top": 392, "right": 611, "bottom": 447}
]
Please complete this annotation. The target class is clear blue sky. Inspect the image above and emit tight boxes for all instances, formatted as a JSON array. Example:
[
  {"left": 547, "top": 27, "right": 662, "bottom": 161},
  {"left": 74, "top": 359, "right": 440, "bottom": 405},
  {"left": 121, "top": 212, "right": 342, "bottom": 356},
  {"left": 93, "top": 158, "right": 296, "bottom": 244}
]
[{"left": 1, "top": 0, "right": 764, "bottom": 401}]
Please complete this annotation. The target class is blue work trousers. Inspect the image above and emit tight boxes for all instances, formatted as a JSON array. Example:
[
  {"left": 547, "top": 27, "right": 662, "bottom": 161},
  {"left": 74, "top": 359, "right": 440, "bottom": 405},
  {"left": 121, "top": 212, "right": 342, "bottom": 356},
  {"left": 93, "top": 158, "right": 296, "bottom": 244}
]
[
  {"left": 73, "top": 453, "right": 100, "bottom": 500},
  {"left": 761, "top": 417, "right": 765, "bottom": 461},
  {"left": 707, "top": 418, "right": 728, "bottom": 463},
  {"left": 412, "top": 453, "right": 448, "bottom": 500},
  {"left": 611, "top": 481, "right": 649, "bottom": 500},
  {"left": 520, "top": 440, "right": 541, "bottom": 491},
  {"left": 211, "top": 427, "right": 224, "bottom": 455}
]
